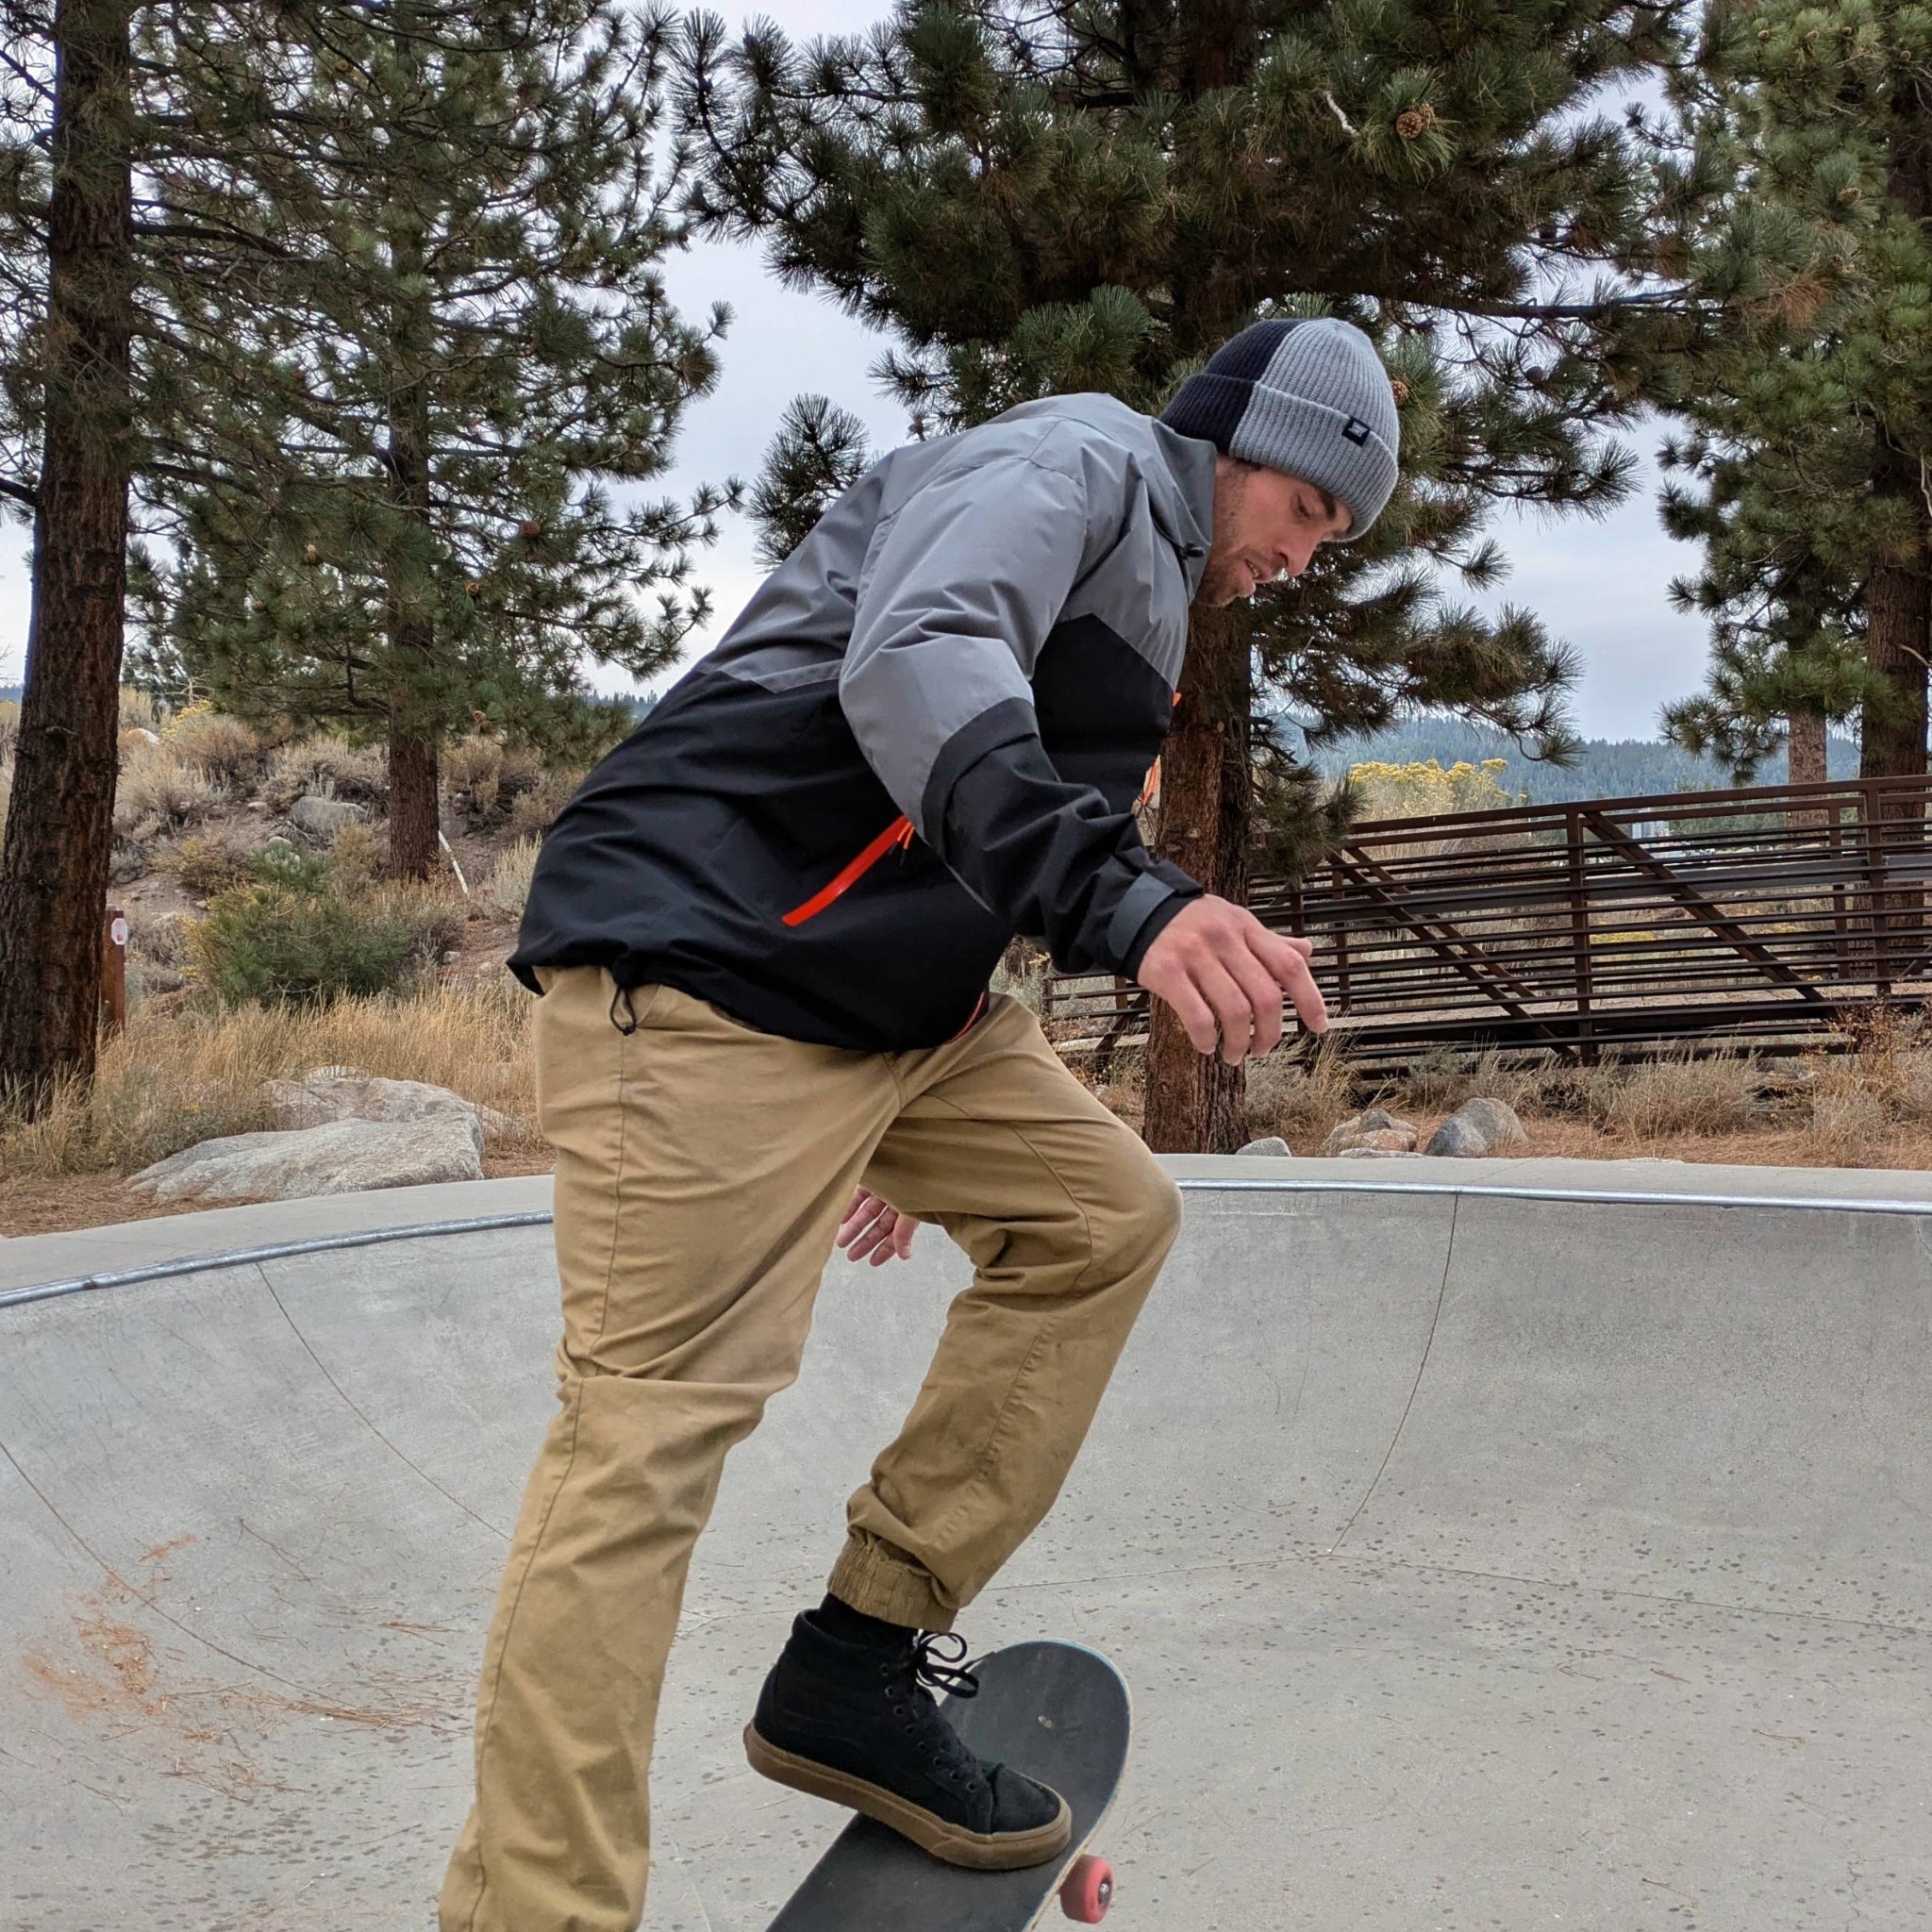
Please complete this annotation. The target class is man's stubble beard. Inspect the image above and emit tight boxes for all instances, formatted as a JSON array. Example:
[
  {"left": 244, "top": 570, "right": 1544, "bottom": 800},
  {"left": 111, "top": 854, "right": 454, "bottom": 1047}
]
[{"left": 1196, "top": 459, "right": 1253, "bottom": 608}]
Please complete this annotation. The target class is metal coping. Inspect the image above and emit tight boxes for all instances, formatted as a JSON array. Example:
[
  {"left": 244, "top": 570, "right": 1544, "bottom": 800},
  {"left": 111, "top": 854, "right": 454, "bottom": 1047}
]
[{"left": 3, "top": 1175, "right": 1927, "bottom": 1313}]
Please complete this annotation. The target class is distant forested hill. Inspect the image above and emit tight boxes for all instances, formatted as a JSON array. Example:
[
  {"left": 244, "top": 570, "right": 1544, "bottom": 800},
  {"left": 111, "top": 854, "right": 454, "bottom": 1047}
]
[{"left": 1280, "top": 715, "right": 1860, "bottom": 806}]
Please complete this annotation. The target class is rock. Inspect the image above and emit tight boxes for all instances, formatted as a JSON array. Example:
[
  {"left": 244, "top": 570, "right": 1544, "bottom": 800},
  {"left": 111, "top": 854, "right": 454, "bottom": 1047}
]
[
  {"left": 289, "top": 792, "right": 367, "bottom": 841},
  {"left": 268, "top": 1069, "right": 480, "bottom": 1130},
  {"left": 1236, "top": 1136, "right": 1291, "bottom": 1157},
  {"left": 1424, "top": 1096, "right": 1528, "bottom": 1158},
  {"left": 1335, "top": 1145, "right": 1422, "bottom": 1158},
  {"left": 1424, "top": 1114, "right": 1491, "bottom": 1158},
  {"left": 267, "top": 1068, "right": 518, "bottom": 1142},
  {"left": 1320, "top": 1107, "right": 1419, "bottom": 1157},
  {"left": 1456, "top": 1096, "right": 1527, "bottom": 1151},
  {"left": 130, "top": 1113, "right": 482, "bottom": 1205}
]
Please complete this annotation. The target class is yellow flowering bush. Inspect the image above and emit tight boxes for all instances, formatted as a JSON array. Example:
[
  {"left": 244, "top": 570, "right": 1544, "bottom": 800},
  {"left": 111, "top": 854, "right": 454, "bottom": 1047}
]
[{"left": 1344, "top": 758, "right": 1521, "bottom": 822}]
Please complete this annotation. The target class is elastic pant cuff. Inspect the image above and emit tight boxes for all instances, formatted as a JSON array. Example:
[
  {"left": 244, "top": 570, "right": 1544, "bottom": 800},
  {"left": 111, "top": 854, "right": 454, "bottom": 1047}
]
[{"left": 827, "top": 1532, "right": 955, "bottom": 1633}]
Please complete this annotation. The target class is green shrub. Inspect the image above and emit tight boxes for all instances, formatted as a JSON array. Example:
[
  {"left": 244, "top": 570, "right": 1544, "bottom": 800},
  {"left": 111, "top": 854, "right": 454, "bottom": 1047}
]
[{"left": 191, "top": 882, "right": 421, "bottom": 1007}]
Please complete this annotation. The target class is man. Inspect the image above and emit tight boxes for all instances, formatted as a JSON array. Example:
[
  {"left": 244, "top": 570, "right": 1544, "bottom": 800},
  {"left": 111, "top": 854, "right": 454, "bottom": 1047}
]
[{"left": 441, "top": 316, "right": 1399, "bottom": 1931}]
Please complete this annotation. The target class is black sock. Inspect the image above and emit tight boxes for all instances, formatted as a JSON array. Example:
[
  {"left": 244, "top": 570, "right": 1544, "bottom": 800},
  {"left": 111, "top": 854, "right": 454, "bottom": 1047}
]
[{"left": 812, "top": 1591, "right": 918, "bottom": 1650}]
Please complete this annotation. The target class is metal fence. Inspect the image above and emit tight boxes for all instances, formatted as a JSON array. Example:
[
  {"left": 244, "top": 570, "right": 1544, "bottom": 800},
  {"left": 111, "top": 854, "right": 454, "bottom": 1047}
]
[{"left": 1043, "top": 776, "right": 1932, "bottom": 1071}]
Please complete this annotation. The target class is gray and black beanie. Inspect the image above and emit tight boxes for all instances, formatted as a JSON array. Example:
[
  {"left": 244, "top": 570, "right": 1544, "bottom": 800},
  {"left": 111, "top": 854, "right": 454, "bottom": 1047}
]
[{"left": 1161, "top": 318, "right": 1400, "bottom": 540}]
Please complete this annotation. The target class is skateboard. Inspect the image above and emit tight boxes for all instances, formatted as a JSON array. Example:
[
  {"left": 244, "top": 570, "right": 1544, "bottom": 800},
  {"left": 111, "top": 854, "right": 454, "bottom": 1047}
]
[{"left": 764, "top": 1640, "right": 1131, "bottom": 1930}]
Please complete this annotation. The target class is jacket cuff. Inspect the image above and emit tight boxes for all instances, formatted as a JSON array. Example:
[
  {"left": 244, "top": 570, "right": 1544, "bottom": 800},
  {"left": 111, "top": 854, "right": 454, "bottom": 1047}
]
[{"left": 1112, "top": 868, "right": 1201, "bottom": 978}]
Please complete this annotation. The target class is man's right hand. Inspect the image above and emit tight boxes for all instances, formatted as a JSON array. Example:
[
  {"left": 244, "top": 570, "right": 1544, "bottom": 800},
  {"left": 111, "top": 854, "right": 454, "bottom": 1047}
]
[{"left": 1136, "top": 895, "right": 1327, "bottom": 1063}]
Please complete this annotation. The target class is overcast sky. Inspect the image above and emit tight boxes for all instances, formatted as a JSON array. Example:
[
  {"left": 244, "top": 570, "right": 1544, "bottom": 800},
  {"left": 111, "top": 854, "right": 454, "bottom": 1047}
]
[{"left": 0, "top": 0, "right": 1713, "bottom": 742}]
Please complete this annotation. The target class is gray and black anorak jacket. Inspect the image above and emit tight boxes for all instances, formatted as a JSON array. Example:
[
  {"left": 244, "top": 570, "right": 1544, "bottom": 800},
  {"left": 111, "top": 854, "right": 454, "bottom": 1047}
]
[{"left": 510, "top": 393, "right": 1216, "bottom": 1050}]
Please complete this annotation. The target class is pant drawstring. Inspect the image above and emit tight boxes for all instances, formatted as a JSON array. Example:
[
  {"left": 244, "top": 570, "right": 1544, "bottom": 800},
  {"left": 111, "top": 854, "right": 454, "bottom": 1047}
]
[{"left": 608, "top": 982, "right": 639, "bottom": 1035}]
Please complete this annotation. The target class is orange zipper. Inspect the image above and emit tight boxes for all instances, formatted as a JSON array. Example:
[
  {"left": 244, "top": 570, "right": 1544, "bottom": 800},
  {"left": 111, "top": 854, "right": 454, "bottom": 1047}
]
[{"left": 783, "top": 815, "right": 916, "bottom": 926}]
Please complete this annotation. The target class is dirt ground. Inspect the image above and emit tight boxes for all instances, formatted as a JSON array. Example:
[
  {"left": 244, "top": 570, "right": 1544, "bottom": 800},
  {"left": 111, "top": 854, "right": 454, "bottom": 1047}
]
[{"left": 0, "top": 1146, "right": 557, "bottom": 1241}]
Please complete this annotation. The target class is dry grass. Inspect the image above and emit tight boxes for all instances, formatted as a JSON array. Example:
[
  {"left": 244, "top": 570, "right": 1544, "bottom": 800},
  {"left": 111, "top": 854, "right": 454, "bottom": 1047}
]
[
  {"left": 0, "top": 972, "right": 538, "bottom": 1182},
  {"left": 1588, "top": 1046, "right": 1764, "bottom": 1141},
  {"left": 1246, "top": 1040, "right": 1365, "bottom": 1145},
  {"left": 481, "top": 835, "right": 541, "bottom": 920}
]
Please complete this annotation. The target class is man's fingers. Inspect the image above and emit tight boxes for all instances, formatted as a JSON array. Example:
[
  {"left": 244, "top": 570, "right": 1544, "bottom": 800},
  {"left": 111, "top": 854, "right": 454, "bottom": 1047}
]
[
  {"left": 1252, "top": 926, "right": 1329, "bottom": 1034},
  {"left": 1191, "top": 956, "right": 1256, "bottom": 1064},
  {"left": 1228, "top": 944, "right": 1288, "bottom": 1058},
  {"left": 838, "top": 1190, "right": 920, "bottom": 1267}
]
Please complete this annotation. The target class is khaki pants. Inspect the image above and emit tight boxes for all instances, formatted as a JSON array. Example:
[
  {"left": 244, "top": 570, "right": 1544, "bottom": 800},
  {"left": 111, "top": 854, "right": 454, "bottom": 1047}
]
[{"left": 440, "top": 968, "right": 1180, "bottom": 1932}]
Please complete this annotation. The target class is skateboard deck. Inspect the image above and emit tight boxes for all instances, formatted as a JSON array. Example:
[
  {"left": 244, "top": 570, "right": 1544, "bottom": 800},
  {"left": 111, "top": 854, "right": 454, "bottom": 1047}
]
[{"left": 764, "top": 1640, "right": 1132, "bottom": 1931}]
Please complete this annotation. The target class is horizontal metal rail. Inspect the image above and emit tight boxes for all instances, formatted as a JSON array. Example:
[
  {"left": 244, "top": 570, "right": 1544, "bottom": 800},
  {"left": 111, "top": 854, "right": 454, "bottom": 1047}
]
[{"left": 1047, "top": 776, "right": 1932, "bottom": 1069}]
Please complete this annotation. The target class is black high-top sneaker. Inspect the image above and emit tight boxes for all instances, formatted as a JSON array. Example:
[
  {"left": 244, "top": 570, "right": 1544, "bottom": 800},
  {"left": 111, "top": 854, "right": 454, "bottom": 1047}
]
[{"left": 744, "top": 1604, "right": 1072, "bottom": 1871}]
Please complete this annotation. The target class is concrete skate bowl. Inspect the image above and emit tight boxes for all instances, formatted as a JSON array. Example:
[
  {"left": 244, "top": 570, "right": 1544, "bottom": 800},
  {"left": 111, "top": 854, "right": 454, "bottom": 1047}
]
[{"left": 3, "top": 1159, "right": 1929, "bottom": 1932}]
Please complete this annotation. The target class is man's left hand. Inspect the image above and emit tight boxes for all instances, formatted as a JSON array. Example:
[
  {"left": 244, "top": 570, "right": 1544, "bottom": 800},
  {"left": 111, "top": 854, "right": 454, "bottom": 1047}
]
[{"left": 839, "top": 1187, "right": 918, "bottom": 1266}]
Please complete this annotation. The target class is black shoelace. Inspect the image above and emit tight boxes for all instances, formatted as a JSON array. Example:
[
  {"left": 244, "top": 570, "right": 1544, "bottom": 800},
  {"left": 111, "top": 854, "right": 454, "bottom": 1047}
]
[{"left": 910, "top": 1629, "right": 980, "bottom": 1700}]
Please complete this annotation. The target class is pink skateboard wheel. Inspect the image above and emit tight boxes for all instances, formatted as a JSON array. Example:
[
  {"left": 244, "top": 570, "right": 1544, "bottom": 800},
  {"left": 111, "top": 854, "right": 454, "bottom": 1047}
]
[{"left": 1059, "top": 1853, "right": 1114, "bottom": 1922}]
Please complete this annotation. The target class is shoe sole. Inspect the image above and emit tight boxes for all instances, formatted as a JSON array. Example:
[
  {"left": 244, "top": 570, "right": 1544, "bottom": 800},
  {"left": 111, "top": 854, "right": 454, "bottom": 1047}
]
[{"left": 742, "top": 1724, "right": 1074, "bottom": 1872}]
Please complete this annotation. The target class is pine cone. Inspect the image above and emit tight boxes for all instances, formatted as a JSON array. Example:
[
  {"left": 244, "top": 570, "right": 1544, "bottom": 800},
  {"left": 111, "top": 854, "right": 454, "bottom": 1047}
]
[
  {"left": 1395, "top": 104, "right": 1438, "bottom": 141},
  {"left": 302, "top": 542, "right": 320, "bottom": 566},
  {"left": 519, "top": 519, "right": 543, "bottom": 540},
  {"left": 1390, "top": 378, "right": 1411, "bottom": 405}
]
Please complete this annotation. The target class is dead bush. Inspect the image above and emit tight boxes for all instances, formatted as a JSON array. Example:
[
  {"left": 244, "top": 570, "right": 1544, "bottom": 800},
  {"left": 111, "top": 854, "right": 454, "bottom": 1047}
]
[
  {"left": 507, "top": 764, "right": 584, "bottom": 841},
  {"left": 482, "top": 835, "right": 541, "bottom": 920},
  {"left": 162, "top": 829, "right": 256, "bottom": 898},
  {"left": 0, "top": 698, "right": 18, "bottom": 761},
  {"left": 118, "top": 686, "right": 158, "bottom": 730},
  {"left": 261, "top": 734, "right": 387, "bottom": 813},
  {"left": 1590, "top": 1047, "right": 1761, "bottom": 1141},
  {"left": 114, "top": 747, "right": 218, "bottom": 834},
  {"left": 1399, "top": 1046, "right": 1472, "bottom": 1113},
  {"left": 444, "top": 734, "right": 507, "bottom": 816},
  {"left": 162, "top": 704, "right": 262, "bottom": 785},
  {"left": 991, "top": 940, "right": 1049, "bottom": 1016}
]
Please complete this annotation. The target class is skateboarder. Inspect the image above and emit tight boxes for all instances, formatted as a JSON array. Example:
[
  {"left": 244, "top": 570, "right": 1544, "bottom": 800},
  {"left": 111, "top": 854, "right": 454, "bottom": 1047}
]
[{"left": 441, "top": 317, "right": 1398, "bottom": 1932}]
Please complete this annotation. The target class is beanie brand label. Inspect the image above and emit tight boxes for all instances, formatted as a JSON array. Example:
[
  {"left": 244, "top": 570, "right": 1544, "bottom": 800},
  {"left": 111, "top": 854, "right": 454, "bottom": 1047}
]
[{"left": 1341, "top": 417, "right": 1372, "bottom": 446}]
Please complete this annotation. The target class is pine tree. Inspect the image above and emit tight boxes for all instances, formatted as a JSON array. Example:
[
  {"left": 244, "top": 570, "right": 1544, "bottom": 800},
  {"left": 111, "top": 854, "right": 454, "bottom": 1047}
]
[
  {"left": 136, "top": 0, "right": 727, "bottom": 878},
  {"left": 0, "top": 0, "right": 138, "bottom": 1108},
  {"left": 679, "top": 0, "right": 1689, "bottom": 1149},
  {"left": 1656, "top": 0, "right": 1932, "bottom": 789}
]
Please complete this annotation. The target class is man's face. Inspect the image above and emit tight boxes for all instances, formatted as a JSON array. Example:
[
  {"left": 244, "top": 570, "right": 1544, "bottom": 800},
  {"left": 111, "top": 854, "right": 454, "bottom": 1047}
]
[{"left": 1197, "top": 458, "right": 1350, "bottom": 607}]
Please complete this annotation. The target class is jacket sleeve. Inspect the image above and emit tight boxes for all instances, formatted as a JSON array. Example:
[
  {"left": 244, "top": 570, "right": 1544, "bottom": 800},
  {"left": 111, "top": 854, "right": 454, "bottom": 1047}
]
[{"left": 839, "top": 445, "right": 1201, "bottom": 977}]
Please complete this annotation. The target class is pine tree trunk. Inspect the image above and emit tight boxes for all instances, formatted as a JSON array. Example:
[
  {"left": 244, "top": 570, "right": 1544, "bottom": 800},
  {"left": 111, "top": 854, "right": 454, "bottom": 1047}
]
[
  {"left": 387, "top": 717, "right": 440, "bottom": 881},
  {"left": 1143, "top": 604, "right": 1252, "bottom": 1153},
  {"left": 1787, "top": 710, "right": 1828, "bottom": 785},
  {"left": 1857, "top": 451, "right": 1929, "bottom": 783},
  {"left": 383, "top": 159, "right": 441, "bottom": 882},
  {"left": 0, "top": 0, "right": 135, "bottom": 1113},
  {"left": 1133, "top": 3, "right": 1274, "bottom": 1153},
  {"left": 1863, "top": 78, "right": 1932, "bottom": 785}
]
